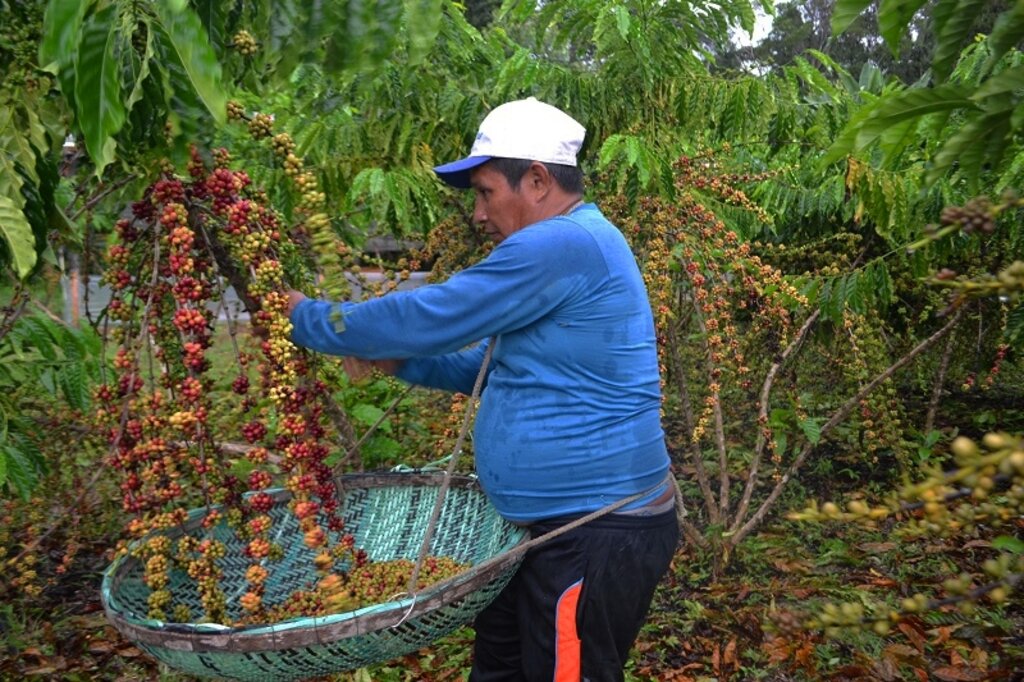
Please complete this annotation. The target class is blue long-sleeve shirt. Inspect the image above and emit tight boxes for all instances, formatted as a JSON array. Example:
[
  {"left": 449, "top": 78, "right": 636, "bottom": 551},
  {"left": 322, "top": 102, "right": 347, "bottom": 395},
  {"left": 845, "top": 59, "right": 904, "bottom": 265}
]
[{"left": 290, "top": 204, "right": 669, "bottom": 522}]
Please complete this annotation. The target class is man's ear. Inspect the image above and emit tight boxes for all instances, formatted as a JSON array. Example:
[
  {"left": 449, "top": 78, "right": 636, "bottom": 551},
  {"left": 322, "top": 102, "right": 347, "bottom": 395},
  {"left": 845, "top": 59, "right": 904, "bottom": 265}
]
[{"left": 525, "top": 162, "right": 553, "bottom": 199}]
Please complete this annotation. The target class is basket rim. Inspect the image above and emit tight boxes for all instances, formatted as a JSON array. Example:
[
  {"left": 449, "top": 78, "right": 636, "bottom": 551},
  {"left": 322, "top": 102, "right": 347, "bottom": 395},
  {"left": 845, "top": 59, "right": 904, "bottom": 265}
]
[{"left": 101, "top": 471, "right": 527, "bottom": 653}]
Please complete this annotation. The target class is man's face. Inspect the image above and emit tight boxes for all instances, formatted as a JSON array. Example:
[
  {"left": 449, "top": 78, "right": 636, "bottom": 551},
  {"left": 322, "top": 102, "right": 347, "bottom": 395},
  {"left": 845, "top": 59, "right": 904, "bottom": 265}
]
[{"left": 469, "top": 163, "right": 530, "bottom": 243}]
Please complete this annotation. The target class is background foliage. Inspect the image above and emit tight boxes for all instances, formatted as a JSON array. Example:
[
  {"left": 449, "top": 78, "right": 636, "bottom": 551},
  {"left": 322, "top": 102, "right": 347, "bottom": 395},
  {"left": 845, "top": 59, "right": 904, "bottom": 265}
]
[{"left": 1, "top": 0, "right": 1022, "bottom": 679}]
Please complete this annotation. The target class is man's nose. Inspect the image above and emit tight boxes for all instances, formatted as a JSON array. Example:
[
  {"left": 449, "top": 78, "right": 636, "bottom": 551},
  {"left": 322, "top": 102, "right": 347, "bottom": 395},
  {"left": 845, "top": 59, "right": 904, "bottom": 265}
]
[{"left": 473, "top": 199, "right": 487, "bottom": 224}]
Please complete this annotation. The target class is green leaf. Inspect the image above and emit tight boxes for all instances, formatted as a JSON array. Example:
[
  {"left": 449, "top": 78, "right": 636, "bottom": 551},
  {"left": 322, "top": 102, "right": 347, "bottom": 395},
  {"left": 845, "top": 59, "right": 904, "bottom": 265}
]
[
  {"left": 1013, "top": 102, "right": 1024, "bottom": 132},
  {"left": 824, "top": 275, "right": 845, "bottom": 321},
  {"left": 153, "top": 4, "right": 227, "bottom": 123},
  {"left": 992, "top": 535, "right": 1024, "bottom": 554},
  {"left": 932, "top": 0, "right": 988, "bottom": 82},
  {"left": 972, "top": 64, "right": 1024, "bottom": 101},
  {"left": 625, "top": 136, "right": 640, "bottom": 165},
  {"left": 871, "top": 262, "right": 894, "bottom": 310},
  {"left": 351, "top": 403, "right": 386, "bottom": 429},
  {"left": 123, "top": 18, "right": 154, "bottom": 115},
  {"left": 769, "top": 408, "right": 794, "bottom": 431},
  {"left": 0, "top": 105, "right": 40, "bottom": 187},
  {"left": 853, "top": 85, "right": 975, "bottom": 152},
  {"left": 814, "top": 277, "right": 831, "bottom": 316},
  {"left": 39, "top": 0, "right": 89, "bottom": 73},
  {"left": 799, "top": 417, "right": 822, "bottom": 445},
  {"left": 821, "top": 97, "right": 884, "bottom": 166},
  {"left": 3, "top": 444, "right": 39, "bottom": 500},
  {"left": 21, "top": 317, "right": 58, "bottom": 361},
  {"left": 324, "top": 0, "right": 404, "bottom": 73},
  {"left": 265, "top": 0, "right": 304, "bottom": 75},
  {"left": 40, "top": 368, "right": 57, "bottom": 396},
  {"left": 598, "top": 134, "right": 626, "bottom": 169},
  {"left": 21, "top": 104, "right": 49, "bottom": 176},
  {"left": 931, "top": 0, "right": 960, "bottom": 38},
  {"left": 773, "top": 432, "right": 788, "bottom": 458},
  {"left": 877, "top": 117, "right": 917, "bottom": 164},
  {"left": 832, "top": 0, "right": 875, "bottom": 35},
  {"left": 59, "top": 362, "right": 87, "bottom": 412},
  {"left": 986, "top": 1, "right": 1024, "bottom": 71},
  {"left": 877, "top": 0, "right": 929, "bottom": 55},
  {"left": 840, "top": 270, "right": 862, "bottom": 314},
  {"left": 151, "top": 24, "right": 211, "bottom": 155},
  {"left": 735, "top": 0, "right": 757, "bottom": 34},
  {"left": 805, "top": 49, "right": 849, "bottom": 79},
  {"left": 405, "top": 0, "right": 443, "bottom": 66},
  {"left": 612, "top": 4, "right": 631, "bottom": 40},
  {"left": 0, "top": 195, "right": 38, "bottom": 279},
  {"left": 361, "top": 435, "right": 401, "bottom": 465},
  {"left": 1005, "top": 301, "right": 1024, "bottom": 344},
  {"left": 859, "top": 62, "right": 885, "bottom": 93},
  {"left": 193, "top": 0, "right": 228, "bottom": 51},
  {"left": 74, "top": 4, "right": 126, "bottom": 177},
  {"left": 383, "top": 173, "right": 401, "bottom": 223},
  {"left": 793, "top": 57, "right": 840, "bottom": 102},
  {"left": 931, "top": 111, "right": 1012, "bottom": 187}
]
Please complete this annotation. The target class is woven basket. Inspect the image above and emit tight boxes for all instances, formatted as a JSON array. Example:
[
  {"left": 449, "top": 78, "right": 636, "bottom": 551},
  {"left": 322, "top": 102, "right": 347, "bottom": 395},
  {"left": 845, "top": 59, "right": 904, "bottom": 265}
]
[{"left": 101, "top": 472, "right": 527, "bottom": 681}]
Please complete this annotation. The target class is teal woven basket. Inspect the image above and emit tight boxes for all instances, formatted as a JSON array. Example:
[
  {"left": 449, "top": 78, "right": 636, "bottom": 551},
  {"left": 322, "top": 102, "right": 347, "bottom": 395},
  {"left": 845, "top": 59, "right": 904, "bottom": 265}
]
[{"left": 101, "top": 472, "right": 527, "bottom": 681}]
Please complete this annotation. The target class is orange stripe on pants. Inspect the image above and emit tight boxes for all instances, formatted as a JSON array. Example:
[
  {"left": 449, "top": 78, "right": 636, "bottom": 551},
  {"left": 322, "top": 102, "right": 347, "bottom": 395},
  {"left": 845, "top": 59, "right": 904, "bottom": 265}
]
[{"left": 554, "top": 579, "right": 583, "bottom": 682}]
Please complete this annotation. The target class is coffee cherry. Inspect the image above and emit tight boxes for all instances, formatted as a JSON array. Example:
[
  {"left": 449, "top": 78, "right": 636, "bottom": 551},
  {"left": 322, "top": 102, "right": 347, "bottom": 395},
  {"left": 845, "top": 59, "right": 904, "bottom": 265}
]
[
  {"left": 232, "top": 30, "right": 258, "bottom": 57},
  {"left": 248, "top": 491, "right": 274, "bottom": 514},
  {"left": 241, "top": 420, "right": 268, "bottom": 443},
  {"left": 231, "top": 374, "right": 250, "bottom": 395},
  {"left": 248, "top": 113, "right": 274, "bottom": 140}
]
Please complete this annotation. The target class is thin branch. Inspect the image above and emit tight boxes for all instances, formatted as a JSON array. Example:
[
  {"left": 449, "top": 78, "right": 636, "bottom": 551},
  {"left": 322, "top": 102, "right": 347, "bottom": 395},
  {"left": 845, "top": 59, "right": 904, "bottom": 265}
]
[
  {"left": 8, "top": 462, "right": 107, "bottom": 568},
  {"left": 69, "top": 174, "right": 138, "bottom": 222},
  {"left": 666, "top": 315, "right": 718, "bottom": 519},
  {"left": 63, "top": 181, "right": 90, "bottom": 214},
  {"left": 197, "top": 222, "right": 247, "bottom": 364},
  {"left": 332, "top": 384, "right": 414, "bottom": 477},
  {"left": 925, "top": 318, "right": 959, "bottom": 434},
  {"left": 728, "top": 307, "right": 965, "bottom": 548},
  {"left": 83, "top": 221, "right": 96, "bottom": 327},
  {"left": 0, "top": 283, "right": 29, "bottom": 343},
  {"left": 729, "top": 309, "right": 820, "bottom": 534},
  {"left": 825, "top": 572, "right": 1022, "bottom": 633},
  {"left": 109, "top": 225, "right": 162, "bottom": 464},
  {"left": 679, "top": 514, "right": 707, "bottom": 549},
  {"left": 689, "top": 292, "right": 730, "bottom": 521},
  {"left": 321, "top": 393, "right": 360, "bottom": 460},
  {"left": 192, "top": 205, "right": 260, "bottom": 316},
  {"left": 28, "top": 297, "right": 68, "bottom": 326}
]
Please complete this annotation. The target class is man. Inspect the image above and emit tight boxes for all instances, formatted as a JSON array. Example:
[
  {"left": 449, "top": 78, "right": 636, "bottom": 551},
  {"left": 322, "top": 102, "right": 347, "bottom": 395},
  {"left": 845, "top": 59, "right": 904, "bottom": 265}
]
[{"left": 286, "top": 97, "right": 678, "bottom": 681}]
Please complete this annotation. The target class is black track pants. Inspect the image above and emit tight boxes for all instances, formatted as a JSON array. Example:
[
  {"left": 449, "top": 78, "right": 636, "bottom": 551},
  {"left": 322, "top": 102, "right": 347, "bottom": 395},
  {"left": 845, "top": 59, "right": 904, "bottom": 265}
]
[{"left": 469, "top": 508, "right": 679, "bottom": 682}]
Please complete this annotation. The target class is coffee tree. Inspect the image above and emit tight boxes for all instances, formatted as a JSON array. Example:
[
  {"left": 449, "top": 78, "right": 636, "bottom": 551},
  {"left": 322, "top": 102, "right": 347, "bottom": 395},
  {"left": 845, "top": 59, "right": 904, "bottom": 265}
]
[{"left": 790, "top": 431, "right": 1024, "bottom": 636}]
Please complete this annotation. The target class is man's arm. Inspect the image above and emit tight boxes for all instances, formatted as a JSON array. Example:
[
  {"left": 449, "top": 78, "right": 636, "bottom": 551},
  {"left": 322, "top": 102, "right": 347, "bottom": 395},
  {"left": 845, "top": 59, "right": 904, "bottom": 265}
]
[
  {"left": 286, "top": 289, "right": 306, "bottom": 317},
  {"left": 395, "top": 341, "right": 490, "bottom": 394},
  {"left": 287, "top": 289, "right": 402, "bottom": 379},
  {"left": 343, "top": 356, "right": 403, "bottom": 379},
  {"left": 284, "top": 228, "right": 583, "bottom": 360}
]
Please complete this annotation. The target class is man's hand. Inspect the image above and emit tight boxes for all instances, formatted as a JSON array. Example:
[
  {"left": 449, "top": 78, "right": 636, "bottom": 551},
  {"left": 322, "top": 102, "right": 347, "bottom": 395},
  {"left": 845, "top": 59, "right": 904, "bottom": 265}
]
[
  {"left": 286, "top": 289, "right": 306, "bottom": 317},
  {"left": 343, "top": 356, "right": 402, "bottom": 382}
]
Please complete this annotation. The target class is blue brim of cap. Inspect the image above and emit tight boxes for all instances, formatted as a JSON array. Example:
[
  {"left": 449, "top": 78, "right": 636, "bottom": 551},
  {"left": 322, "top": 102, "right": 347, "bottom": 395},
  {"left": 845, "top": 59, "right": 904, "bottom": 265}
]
[{"left": 433, "top": 156, "right": 492, "bottom": 189}]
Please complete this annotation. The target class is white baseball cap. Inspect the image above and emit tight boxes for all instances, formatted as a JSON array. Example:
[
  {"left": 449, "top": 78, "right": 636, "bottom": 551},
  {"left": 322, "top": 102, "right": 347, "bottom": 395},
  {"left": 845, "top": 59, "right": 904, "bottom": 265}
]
[{"left": 434, "top": 97, "right": 586, "bottom": 188}]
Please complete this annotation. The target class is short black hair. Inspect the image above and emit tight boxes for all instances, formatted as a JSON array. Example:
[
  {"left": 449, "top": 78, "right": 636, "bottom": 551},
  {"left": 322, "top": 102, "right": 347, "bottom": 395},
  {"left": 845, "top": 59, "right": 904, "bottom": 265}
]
[{"left": 487, "top": 157, "right": 585, "bottom": 195}]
